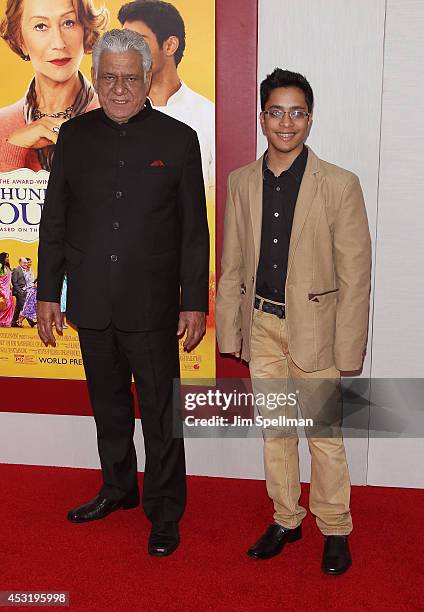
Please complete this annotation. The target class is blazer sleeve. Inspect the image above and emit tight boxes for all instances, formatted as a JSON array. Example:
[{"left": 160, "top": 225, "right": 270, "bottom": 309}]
[
  {"left": 37, "top": 128, "right": 69, "bottom": 303},
  {"left": 333, "top": 175, "right": 372, "bottom": 371},
  {"left": 215, "top": 173, "right": 243, "bottom": 354},
  {"left": 178, "top": 131, "right": 210, "bottom": 312}
]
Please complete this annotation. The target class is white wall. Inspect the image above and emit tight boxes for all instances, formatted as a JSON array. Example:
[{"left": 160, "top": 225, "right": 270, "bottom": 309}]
[
  {"left": 367, "top": 0, "right": 424, "bottom": 487},
  {"left": 0, "top": 412, "right": 265, "bottom": 480}
]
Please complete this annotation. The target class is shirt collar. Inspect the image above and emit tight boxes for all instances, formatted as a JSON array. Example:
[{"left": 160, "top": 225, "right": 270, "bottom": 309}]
[
  {"left": 152, "top": 82, "right": 186, "bottom": 109},
  {"left": 263, "top": 144, "right": 308, "bottom": 182},
  {"left": 99, "top": 97, "right": 153, "bottom": 129}
]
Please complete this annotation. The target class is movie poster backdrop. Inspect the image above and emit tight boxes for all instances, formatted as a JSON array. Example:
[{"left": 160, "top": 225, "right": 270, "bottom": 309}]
[{"left": 0, "top": 0, "right": 215, "bottom": 380}]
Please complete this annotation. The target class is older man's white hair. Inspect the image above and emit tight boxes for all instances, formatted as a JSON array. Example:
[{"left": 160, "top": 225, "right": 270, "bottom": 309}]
[{"left": 92, "top": 28, "right": 152, "bottom": 81}]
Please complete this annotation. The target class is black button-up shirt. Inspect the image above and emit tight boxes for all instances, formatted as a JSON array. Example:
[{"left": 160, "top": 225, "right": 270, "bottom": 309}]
[{"left": 256, "top": 145, "right": 308, "bottom": 303}]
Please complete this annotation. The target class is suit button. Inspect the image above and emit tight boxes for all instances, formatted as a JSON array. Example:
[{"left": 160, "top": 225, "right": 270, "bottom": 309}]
[
  {"left": 113, "top": 222, "right": 120, "bottom": 230},
  {"left": 111, "top": 255, "right": 118, "bottom": 262},
  {"left": 119, "top": 160, "right": 125, "bottom": 168},
  {"left": 276, "top": 186, "right": 281, "bottom": 192},
  {"left": 120, "top": 130, "right": 126, "bottom": 137},
  {"left": 116, "top": 191, "right": 122, "bottom": 199}
]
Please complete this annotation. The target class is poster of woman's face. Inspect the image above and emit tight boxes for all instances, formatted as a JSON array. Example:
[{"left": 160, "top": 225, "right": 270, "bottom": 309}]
[
  {"left": 0, "top": 0, "right": 109, "bottom": 172},
  {"left": 18, "top": 0, "right": 86, "bottom": 82}
]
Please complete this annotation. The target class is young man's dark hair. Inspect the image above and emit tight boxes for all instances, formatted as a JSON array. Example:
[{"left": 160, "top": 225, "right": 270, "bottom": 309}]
[
  {"left": 118, "top": 0, "right": 186, "bottom": 66},
  {"left": 260, "top": 68, "right": 314, "bottom": 112}
]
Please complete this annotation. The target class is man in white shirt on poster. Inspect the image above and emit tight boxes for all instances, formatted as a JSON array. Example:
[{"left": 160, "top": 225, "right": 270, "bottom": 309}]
[{"left": 118, "top": 0, "right": 215, "bottom": 192}]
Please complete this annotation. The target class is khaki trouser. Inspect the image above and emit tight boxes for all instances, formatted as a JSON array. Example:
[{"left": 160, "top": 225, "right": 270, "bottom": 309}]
[{"left": 249, "top": 305, "right": 352, "bottom": 535}]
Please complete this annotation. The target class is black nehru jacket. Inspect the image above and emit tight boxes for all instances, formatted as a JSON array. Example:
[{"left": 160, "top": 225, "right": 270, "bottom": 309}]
[
  {"left": 37, "top": 99, "right": 209, "bottom": 330},
  {"left": 256, "top": 145, "right": 308, "bottom": 303}
]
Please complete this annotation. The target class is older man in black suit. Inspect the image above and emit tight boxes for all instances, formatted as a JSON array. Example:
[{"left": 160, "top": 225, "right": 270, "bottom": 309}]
[{"left": 37, "top": 29, "right": 209, "bottom": 557}]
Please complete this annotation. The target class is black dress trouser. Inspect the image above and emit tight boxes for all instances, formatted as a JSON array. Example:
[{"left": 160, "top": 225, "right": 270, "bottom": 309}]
[{"left": 78, "top": 324, "right": 185, "bottom": 524}]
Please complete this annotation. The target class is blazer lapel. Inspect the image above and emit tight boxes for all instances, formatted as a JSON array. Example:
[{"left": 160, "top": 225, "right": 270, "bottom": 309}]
[
  {"left": 287, "top": 147, "right": 320, "bottom": 274},
  {"left": 248, "top": 156, "right": 264, "bottom": 268}
]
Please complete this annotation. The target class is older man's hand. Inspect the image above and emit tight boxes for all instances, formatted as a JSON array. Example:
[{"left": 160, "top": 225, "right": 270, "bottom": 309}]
[
  {"left": 177, "top": 311, "right": 206, "bottom": 352},
  {"left": 37, "top": 301, "right": 63, "bottom": 347}
]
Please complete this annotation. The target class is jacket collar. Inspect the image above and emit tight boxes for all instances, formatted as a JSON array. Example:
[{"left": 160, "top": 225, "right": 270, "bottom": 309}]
[{"left": 99, "top": 97, "right": 153, "bottom": 129}]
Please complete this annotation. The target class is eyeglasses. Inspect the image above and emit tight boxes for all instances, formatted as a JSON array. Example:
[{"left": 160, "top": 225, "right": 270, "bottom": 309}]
[{"left": 262, "top": 109, "right": 310, "bottom": 121}]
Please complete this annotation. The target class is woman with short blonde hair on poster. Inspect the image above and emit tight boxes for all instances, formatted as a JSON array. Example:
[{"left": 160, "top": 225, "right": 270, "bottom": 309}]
[{"left": 0, "top": 0, "right": 109, "bottom": 172}]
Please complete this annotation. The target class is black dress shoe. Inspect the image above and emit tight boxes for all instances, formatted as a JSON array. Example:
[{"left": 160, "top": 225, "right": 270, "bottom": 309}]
[
  {"left": 67, "top": 490, "right": 139, "bottom": 523},
  {"left": 322, "top": 535, "right": 352, "bottom": 575},
  {"left": 148, "top": 522, "right": 180, "bottom": 557},
  {"left": 247, "top": 523, "right": 302, "bottom": 559}
]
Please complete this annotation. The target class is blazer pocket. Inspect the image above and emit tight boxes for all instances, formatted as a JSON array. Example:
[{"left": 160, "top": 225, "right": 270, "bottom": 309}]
[
  {"left": 141, "top": 165, "right": 178, "bottom": 176},
  {"left": 308, "top": 288, "right": 339, "bottom": 301}
]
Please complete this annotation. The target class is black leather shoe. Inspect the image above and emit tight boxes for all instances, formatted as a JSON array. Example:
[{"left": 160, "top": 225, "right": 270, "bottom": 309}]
[
  {"left": 322, "top": 535, "right": 352, "bottom": 575},
  {"left": 148, "top": 522, "right": 180, "bottom": 557},
  {"left": 247, "top": 523, "right": 302, "bottom": 559},
  {"left": 67, "top": 490, "right": 139, "bottom": 523}
]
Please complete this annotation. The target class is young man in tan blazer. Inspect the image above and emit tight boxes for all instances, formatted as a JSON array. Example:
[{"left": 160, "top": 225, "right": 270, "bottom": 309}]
[{"left": 216, "top": 69, "right": 371, "bottom": 575}]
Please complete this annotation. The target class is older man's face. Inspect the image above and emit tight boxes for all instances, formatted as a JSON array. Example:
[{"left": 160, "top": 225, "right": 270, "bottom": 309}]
[{"left": 93, "top": 50, "right": 151, "bottom": 124}]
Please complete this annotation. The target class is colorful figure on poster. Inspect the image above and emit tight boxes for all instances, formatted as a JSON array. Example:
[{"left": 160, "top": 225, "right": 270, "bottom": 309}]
[
  {"left": 11, "top": 256, "right": 28, "bottom": 326},
  {"left": 24, "top": 255, "right": 34, "bottom": 288},
  {"left": 19, "top": 277, "right": 37, "bottom": 327},
  {"left": 0, "top": 0, "right": 109, "bottom": 172}
]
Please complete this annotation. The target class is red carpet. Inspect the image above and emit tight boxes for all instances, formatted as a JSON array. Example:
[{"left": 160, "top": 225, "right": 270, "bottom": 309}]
[{"left": 0, "top": 464, "right": 422, "bottom": 611}]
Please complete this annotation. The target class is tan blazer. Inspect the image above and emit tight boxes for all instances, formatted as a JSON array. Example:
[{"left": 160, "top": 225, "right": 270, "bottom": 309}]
[{"left": 216, "top": 147, "right": 372, "bottom": 372}]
